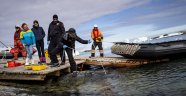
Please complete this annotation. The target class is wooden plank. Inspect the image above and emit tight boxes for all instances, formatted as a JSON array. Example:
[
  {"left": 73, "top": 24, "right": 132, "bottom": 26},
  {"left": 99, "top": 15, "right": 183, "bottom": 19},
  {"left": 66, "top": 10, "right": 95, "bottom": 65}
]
[
  {"left": 0, "top": 73, "right": 46, "bottom": 81},
  {"left": 0, "top": 60, "right": 85, "bottom": 75},
  {"left": 83, "top": 57, "right": 169, "bottom": 68}
]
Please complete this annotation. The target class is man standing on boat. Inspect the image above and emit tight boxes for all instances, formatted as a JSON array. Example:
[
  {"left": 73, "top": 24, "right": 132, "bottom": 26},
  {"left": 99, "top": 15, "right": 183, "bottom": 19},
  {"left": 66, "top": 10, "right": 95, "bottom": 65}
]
[
  {"left": 90, "top": 24, "right": 104, "bottom": 57},
  {"left": 47, "top": 14, "right": 66, "bottom": 67}
]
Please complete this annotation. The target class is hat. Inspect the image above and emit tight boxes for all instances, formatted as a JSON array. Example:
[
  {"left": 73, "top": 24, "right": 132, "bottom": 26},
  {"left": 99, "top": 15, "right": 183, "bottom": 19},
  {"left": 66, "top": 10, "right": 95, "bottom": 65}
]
[
  {"left": 53, "top": 14, "right": 58, "bottom": 19},
  {"left": 15, "top": 25, "right": 20, "bottom": 28},
  {"left": 33, "top": 20, "right": 39, "bottom": 24},
  {"left": 68, "top": 28, "right": 76, "bottom": 33},
  {"left": 94, "top": 24, "right": 98, "bottom": 27}
]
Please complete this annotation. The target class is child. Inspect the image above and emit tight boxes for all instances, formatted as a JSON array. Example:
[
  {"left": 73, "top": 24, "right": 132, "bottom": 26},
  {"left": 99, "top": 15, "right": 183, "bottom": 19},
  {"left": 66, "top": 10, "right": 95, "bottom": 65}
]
[{"left": 20, "top": 23, "right": 36, "bottom": 65}]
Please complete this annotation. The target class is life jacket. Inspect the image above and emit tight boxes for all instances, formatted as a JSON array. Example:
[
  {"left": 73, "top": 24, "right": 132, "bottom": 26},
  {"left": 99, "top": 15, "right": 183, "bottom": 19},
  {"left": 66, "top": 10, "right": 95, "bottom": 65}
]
[{"left": 91, "top": 29, "right": 103, "bottom": 42}]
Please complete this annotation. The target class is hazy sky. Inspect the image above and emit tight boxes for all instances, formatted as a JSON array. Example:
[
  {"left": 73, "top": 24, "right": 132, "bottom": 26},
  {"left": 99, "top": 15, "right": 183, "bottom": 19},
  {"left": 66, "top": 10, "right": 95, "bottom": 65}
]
[{"left": 0, "top": 0, "right": 186, "bottom": 50}]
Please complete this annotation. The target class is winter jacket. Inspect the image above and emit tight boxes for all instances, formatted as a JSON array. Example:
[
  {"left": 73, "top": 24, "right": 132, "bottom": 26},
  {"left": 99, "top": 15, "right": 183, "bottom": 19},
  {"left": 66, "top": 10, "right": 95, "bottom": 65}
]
[
  {"left": 31, "top": 27, "right": 45, "bottom": 41},
  {"left": 47, "top": 21, "right": 65, "bottom": 41},
  {"left": 58, "top": 31, "right": 88, "bottom": 49},
  {"left": 14, "top": 28, "right": 24, "bottom": 48},
  {"left": 20, "top": 30, "right": 36, "bottom": 45}
]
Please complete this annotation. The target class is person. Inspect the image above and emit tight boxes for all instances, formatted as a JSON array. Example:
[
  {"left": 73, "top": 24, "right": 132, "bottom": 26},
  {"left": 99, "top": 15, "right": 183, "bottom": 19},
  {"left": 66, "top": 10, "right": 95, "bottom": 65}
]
[
  {"left": 13, "top": 25, "right": 27, "bottom": 60},
  {"left": 50, "top": 28, "right": 91, "bottom": 73},
  {"left": 31, "top": 20, "right": 46, "bottom": 63},
  {"left": 20, "top": 23, "right": 36, "bottom": 65},
  {"left": 47, "top": 14, "right": 66, "bottom": 65},
  {"left": 90, "top": 24, "right": 104, "bottom": 57}
]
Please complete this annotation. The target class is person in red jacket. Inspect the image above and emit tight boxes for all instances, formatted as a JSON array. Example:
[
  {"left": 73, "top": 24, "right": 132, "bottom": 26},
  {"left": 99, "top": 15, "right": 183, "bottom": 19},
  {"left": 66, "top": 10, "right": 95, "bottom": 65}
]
[{"left": 13, "top": 25, "right": 27, "bottom": 60}]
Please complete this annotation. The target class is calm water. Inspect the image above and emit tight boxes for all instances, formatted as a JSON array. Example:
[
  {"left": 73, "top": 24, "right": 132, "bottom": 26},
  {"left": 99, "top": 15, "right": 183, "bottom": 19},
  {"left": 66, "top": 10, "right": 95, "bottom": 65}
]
[{"left": 0, "top": 58, "right": 186, "bottom": 96}]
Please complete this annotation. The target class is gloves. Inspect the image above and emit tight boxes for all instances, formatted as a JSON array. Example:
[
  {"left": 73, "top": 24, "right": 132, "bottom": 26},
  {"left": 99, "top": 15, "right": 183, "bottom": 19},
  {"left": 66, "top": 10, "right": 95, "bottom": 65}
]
[
  {"left": 63, "top": 45, "right": 68, "bottom": 49},
  {"left": 98, "top": 37, "right": 102, "bottom": 41},
  {"left": 47, "top": 41, "right": 50, "bottom": 45},
  {"left": 88, "top": 40, "right": 91, "bottom": 44}
]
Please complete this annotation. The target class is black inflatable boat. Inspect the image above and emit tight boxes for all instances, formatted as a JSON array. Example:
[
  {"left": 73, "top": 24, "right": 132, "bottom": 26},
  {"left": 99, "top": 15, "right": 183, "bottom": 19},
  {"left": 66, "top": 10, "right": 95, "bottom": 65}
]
[{"left": 111, "top": 32, "right": 186, "bottom": 59}]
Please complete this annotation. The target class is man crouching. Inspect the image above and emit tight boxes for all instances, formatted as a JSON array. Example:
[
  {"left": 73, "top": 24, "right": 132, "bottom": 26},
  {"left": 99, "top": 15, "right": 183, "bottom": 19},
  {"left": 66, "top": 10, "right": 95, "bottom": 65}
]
[{"left": 50, "top": 28, "right": 91, "bottom": 72}]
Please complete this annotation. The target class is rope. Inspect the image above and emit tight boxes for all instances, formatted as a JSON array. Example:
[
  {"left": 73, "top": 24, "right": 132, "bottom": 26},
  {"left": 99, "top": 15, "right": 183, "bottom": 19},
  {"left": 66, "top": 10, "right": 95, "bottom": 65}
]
[{"left": 91, "top": 42, "right": 107, "bottom": 75}]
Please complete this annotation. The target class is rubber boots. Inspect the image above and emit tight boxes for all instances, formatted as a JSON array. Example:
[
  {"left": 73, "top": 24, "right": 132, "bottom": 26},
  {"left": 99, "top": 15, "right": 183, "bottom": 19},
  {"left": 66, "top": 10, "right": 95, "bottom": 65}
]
[
  {"left": 31, "top": 59, "right": 35, "bottom": 64},
  {"left": 100, "top": 53, "right": 104, "bottom": 57},
  {"left": 42, "top": 57, "right": 46, "bottom": 63},
  {"left": 91, "top": 53, "right": 95, "bottom": 57},
  {"left": 25, "top": 58, "right": 30, "bottom": 65}
]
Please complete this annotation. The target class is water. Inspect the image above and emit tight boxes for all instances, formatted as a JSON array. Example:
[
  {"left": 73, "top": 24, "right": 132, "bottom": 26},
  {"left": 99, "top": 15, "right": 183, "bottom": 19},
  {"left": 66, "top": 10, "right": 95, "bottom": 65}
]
[{"left": 0, "top": 58, "right": 186, "bottom": 96}]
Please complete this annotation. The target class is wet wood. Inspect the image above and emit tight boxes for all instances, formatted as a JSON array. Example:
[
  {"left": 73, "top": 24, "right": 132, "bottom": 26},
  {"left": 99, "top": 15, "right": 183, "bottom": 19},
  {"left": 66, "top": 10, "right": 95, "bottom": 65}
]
[
  {"left": 83, "top": 57, "right": 169, "bottom": 68},
  {"left": 0, "top": 60, "right": 85, "bottom": 81},
  {"left": 0, "top": 57, "right": 170, "bottom": 81}
]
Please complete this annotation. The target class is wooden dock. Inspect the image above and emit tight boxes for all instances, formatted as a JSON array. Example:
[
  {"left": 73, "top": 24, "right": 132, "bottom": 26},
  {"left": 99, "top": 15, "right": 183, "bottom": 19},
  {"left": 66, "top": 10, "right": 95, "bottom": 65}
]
[
  {"left": 0, "top": 57, "right": 169, "bottom": 81},
  {"left": 0, "top": 60, "right": 85, "bottom": 81},
  {"left": 83, "top": 57, "right": 169, "bottom": 68}
]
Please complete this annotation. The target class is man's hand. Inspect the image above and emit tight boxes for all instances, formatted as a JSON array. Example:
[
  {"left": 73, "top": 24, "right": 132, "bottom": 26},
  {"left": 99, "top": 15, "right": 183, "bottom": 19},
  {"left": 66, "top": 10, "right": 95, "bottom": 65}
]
[
  {"left": 47, "top": 41, "right": 50, "bottom": 45},
  {"left": 63, "top": 45, "right": 68, "bottom": 49},
  {"left": 88, "top": 40, "right": 92, "bottom": 44}
]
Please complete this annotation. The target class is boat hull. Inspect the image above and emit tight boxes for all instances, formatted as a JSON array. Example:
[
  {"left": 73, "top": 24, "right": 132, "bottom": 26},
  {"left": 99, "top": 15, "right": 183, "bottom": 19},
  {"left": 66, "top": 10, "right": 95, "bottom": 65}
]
[{"left": 111, "top": 40, "right": 186, "bottom": 59}]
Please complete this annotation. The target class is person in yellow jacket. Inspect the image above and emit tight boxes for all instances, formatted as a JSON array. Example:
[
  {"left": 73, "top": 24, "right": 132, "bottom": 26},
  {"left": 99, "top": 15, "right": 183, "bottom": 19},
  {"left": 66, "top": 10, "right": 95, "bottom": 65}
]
[{"left": 90, "top": 24, "right": 104, "bottom": 57}]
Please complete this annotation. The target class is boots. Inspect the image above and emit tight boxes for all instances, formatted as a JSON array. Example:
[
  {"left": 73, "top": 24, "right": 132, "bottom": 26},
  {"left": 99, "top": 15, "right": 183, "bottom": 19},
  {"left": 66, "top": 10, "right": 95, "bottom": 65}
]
[
  {"left": 31, "top": 59, "right": 35, "bottom": 64},
  {"left": 39, "top": 57, "right": 42, "bottom": 62},
  {"left": 42, "top": 57, "right": 46, "bottom": 63},
  {"left": 100, "top": 53, "right": 104, "bottom": 57},
  {"left": 25, "top": 58, "right": 29, "bottom": 65},
  {"left": 90, "top": 53, "right": 95, "bottom": 57},
  {"left": 39, "top": 57, "right": 46, "bottom": 64}
]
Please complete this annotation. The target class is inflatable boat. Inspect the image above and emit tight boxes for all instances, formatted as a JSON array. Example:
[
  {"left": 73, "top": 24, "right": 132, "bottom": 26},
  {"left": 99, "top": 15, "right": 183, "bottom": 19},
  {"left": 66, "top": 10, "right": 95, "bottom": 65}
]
[
  {"left": 111, "top": 32, "right": 186, "bottom": 59},
  {"left": 0, "top": 47, "right": 13, "bottom": 59}
]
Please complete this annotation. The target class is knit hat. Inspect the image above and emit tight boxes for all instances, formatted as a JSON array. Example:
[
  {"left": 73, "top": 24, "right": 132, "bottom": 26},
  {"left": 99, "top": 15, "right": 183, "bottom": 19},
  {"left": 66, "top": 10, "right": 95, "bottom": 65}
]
[
  {"left": 53, "top": 14, "right": 58, "bottom": 19},
  {"left": 33, "top": 20, "right": 39, "bottom": 24}
]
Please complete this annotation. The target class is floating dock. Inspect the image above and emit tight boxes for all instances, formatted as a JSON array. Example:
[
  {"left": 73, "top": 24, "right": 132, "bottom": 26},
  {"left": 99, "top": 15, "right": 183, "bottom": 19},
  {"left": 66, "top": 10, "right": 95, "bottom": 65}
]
[
  {"left": 0, "top": 57, "right": 169, "bottom": 81},
  {"left": 0, "top": 60, "right": 85, "bottom": 81}
]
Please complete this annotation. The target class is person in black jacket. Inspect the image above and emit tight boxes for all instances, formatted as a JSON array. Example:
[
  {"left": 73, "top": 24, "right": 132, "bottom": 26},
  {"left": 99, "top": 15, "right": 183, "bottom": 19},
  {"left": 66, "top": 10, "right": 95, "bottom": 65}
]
[
  {"left": 47, "top": 14, "right": 66, "bottom": 65},
  {"left": 31, "top": 20, "right": 46, "bottom": 63},
  {"left": 50, "top": 28, "right": 91, "bottom": 72}
]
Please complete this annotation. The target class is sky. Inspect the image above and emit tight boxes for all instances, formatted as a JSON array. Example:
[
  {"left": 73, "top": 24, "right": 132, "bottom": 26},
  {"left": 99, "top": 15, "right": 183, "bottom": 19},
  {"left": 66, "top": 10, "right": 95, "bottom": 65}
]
[{"left": 0, "top": 0, "right": 186, "bottom": 54}]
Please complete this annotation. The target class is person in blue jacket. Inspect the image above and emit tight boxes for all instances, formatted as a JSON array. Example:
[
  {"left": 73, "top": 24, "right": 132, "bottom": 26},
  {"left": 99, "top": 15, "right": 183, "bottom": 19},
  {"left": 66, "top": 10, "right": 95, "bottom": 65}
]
[
  {"left": 31, "top": 20, "right": 46, "bottom": 63},
  {"left": 20, "top": 23, "right": 36, "bottom": 65}
]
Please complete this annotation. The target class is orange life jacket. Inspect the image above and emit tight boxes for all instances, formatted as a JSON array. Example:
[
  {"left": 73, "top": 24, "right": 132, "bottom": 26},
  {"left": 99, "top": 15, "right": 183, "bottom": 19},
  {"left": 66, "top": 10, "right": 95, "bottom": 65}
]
[{"left": 91, "top": 29, "right": 103, "bottom": 42}]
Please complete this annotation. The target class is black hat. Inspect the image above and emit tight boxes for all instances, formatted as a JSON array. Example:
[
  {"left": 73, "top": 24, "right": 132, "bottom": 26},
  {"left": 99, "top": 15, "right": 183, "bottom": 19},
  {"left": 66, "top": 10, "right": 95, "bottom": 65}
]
[
  {"left": 53, "top": 14, "right": 58, "bottom": 19},
  {"left": 68, "top": 28, "right": 76, "bottom": 33},
  {"left": 33, "top": 20, "right": 39, "bottom": 24}
]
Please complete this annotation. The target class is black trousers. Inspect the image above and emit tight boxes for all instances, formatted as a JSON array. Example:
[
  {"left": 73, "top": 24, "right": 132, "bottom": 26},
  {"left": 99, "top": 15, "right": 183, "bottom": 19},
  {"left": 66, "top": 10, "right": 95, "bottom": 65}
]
[
  {"left": 50, "top": 47, "right": 76, "bottom": 72},
  {"left": 48, "top": 40, "right": 65, "bottom": 63},
  {"left": 36, "top": 39, "right": 45, "bottom": 57},
  {"left": 92, "top": 42, "right": 103, "bottom": 50},
  {"left": 91, "top": 42, "right": 103, "bottom": 57}
]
